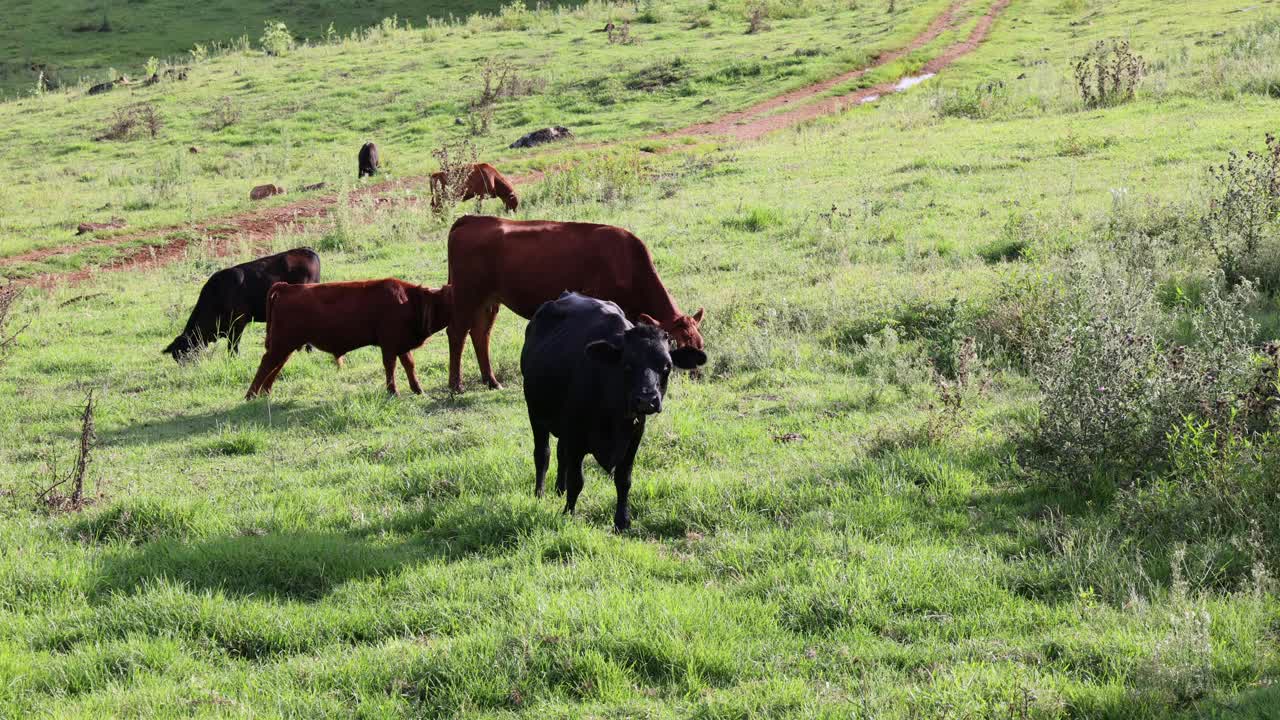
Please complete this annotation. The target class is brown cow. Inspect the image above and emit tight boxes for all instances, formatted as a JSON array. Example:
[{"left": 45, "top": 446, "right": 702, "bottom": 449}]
[
  {"left": 445, "top": 215, "right": 704, "bottom": 392},
  {"left": 431, "top": 163, "right": 519, "bottom": 213},
  {"left": 250, "top": 184, "right": 285, "bottom": 201},
  {"left": 245, "top": 278, "right": 453, "bottom": 398}
]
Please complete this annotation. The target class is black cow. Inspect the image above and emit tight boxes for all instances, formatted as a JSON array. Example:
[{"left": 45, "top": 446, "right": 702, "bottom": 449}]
[
  {"left": 358, "top": 142, "right": 379, "bottom": 178},
  {"left": 164, "top": 247, "right": 321, "bottom": 362},
  {"left": 521, "top": 292, "right": 707, "bottom": 530}
]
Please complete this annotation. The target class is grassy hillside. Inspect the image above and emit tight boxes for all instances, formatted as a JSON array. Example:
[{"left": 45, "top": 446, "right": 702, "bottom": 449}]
[
  {"left": 3, "top": 0, "right": 1280, "bottom": 717},
  {"left": 0, "top": 0, "right": 577, "bottom": 99},
  {"left": 0, "top": 0, "right": 956, "bottom": 272}
]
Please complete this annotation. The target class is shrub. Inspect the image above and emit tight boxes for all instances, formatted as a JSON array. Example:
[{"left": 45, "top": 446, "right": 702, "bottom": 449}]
[
  {"left": 495, "top": 0, "right": 532, "bottom": 31},
  {"left": 95, "top": 103, "right": 163, "bottom": 141},
  {"left": 430, "top": 139, "right": 480, "bottom": 214},
  {"left": 1201, "top": 134, "right": 1280, "bottom": 289},
  {"left": 203, "top": 96, "right": 241, "bottom": 130},
  {"left": 0, "top": 285, "right": 27, "bottom": 363},
  {"left": 745, "top": 1, "right": 771, "bottom": 34},
  {"left": 1028, "top": 256, "right": 1259, "bottom": 484},
  {"left": 259, "top": 20, "right": 294, "bottom": 57},
  {"left": 1073, "top": 39, "right": 1145, "bottom": 108}
]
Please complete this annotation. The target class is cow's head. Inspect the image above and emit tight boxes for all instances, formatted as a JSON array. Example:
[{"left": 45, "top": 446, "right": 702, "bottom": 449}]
[
  {"left": 162, "top": 331, "right": 202, "bottom": 363},
  {"left": 639, "top": 308, "right": 705, "bottom": 351},
  {"left": 419, "top": 284, "right": 453, "bottom": 339},
  {"left": 586, "top": 321, "right": 707, "bottom": 417},
  {"left": 502, "top": 192, "right": 520, "bottom": 212}
]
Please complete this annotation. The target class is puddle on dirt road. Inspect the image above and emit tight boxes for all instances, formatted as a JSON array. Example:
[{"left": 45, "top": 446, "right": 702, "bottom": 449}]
[{"left": 894, "top": 73, "right": 936, "bottom": 91}]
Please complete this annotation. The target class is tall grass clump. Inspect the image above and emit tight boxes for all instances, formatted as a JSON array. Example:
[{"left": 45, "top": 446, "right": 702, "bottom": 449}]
[
  {"left": 932, "top": 80, "right": 1010, "bottom": 119},
  {"left": 527, "top": 152, "right": 648, "bottom": 208},
  {"left": 1202, "top": 16, "right": 1280, "bottom": 99}
]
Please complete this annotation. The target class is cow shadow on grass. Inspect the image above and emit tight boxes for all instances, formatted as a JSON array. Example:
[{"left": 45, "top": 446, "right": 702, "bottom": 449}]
[
  {"left": 96, "top": 386, "right": 491, "bottom": 449},
  {"left": 90, "top": 492, "right": 567, "bottom": 603}
]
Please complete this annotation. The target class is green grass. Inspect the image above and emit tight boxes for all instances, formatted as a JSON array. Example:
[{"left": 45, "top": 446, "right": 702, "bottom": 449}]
[
  {"left": 3, "top": 0, "right": 1280, "bottom": 717},
  {"left": 0, "top": 0, "right": 583, "bottom": 99}
]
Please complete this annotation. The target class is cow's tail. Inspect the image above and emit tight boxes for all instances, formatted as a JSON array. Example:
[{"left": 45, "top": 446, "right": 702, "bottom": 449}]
[{"left": 264, "top": 281, "right": 288, "bottom": 350}]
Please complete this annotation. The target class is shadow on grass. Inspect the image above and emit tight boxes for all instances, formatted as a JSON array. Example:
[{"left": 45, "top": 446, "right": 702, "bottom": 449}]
[
  {"left": 92, "top": 495, "right": 566, "bottom": 602},
  {"left": 96, "top": 384, "right": 507, "bottom": 448}
]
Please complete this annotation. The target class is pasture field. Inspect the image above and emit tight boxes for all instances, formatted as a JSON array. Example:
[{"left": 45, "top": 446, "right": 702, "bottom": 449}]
[
  {"left": 0, "top": 0, "right": 956, "bottom": 270},
  {"left": 0, "top": 0, "right": 579, "bottom": 99},
  {"left": 3, "top": 0, "right": 1280, "bottom": 717}
]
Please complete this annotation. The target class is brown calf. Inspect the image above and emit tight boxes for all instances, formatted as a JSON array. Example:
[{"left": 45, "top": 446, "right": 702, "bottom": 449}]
[
  {"left": 431, "top": 163, "right": 519, "bottom": 213},
  {"left": 246, "top": 279, "right": 452, "bottom": 398},
  {"left": 445, "top": 215, "right": 704, "bottom": 392}
]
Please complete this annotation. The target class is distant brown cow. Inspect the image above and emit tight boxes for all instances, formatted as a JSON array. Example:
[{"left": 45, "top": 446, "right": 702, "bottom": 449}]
[
  {"left": 430, "top": 163, "right": 519, "bottom": 213},
  {"left": 250, "top": 184, "right": 285, "bottom": 201},
  {"left": 445, "top": 215, "right": 704, "bottom": 392},
  {"left": 245, "top": 278, "right": 453, "bottom": 398}
]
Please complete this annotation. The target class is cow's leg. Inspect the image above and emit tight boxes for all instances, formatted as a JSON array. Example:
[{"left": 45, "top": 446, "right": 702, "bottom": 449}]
[
  {"left": 470, "top": 304, "right": 502, "bottom": 389},
  {"left": 531, "top": 422, "right": 550, "bottom": 498},
  {"left": 399, "top": 352, "right": 423, "bottom": 395},
  {"left": 611, "top": 426, "right": 645, "bottom": 531},
  {"left": 381, "top": 348, "right": 400, "bottom": 396},
  {"left": 447, "top": 316, "right": 469, "bottom": 393},
  {"left": 246, "top": 347, "right": 294, "bottom": 398},
  {"left": 559, "top": 441, "right": 586, "bottom": 515}
]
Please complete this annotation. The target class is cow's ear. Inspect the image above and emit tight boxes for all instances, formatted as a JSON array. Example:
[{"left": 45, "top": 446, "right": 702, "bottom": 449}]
[
  {"left": 670, "top": 347, "right": 707, "bottom": 370},
  {"left": 637, "top": 313, "right": 660, "bottom": 327},
  {"left": 691, "top": 308, "right": 705, "bottom": 325},
  {"left": 585, "top": 340, "right": 623, "bottom": 365}
]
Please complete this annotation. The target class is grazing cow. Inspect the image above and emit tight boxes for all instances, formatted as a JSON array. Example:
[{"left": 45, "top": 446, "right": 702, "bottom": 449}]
[
  {"left": 430, "top": 163, "right": 519, "bottom": 212},
  {"left": 164, "top": 247, "right": 321, "bottom": 361},
  {"left": 250, "top": 184, "right": 285, "bottom": 200},
  {"left": 358, "top": 142, "right": 379, "bottom": 178},
  {"left": 245, "top": 278, "right": 452, "bottom": 398},
  {"left": 445, "top": 215, "right": 704, "bottom": 392},
  {"left": 522, "top": 292, "right": 707, "bottom": 530},
  {"left": 509, "top": 126, "right": 572, "bottom": 149}
]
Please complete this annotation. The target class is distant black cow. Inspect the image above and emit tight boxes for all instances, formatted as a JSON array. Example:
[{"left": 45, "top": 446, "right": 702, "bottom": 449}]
[
  {"left": 358, "top": 142, "right": 379, "bottom": 178},
  {"left": 521, "top": 292, "right": 707, "bottom": 530},
  {"left": 164, "top": 247, "right": 321, "bottom": 361}
]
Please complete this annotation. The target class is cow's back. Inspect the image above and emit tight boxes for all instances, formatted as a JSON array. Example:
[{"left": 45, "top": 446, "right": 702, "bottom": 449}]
[{"left": 449, "top": 216, "right": 644, "bottom": 318}]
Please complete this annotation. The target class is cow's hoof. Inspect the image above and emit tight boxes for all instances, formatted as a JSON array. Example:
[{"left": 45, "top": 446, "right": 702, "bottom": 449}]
[{"left": 484, "top": 379, "right": 503, "bottom": 390}]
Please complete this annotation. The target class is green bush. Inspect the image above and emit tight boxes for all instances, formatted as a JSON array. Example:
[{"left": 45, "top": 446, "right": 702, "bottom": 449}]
[
  {"left": 1201, "top": 134, "right": 1280, "bottom": 290},
  {"left": 259, "top": 20, "right": 294, "bottom": 57},
  {"left": 1027, "top": 256, "right": 1259, "bottom": 483}
]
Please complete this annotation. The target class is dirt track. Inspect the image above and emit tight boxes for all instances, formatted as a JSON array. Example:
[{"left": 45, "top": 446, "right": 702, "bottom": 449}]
[{"left": 4, "top": 0, "right": 1010, "bottom": 287}]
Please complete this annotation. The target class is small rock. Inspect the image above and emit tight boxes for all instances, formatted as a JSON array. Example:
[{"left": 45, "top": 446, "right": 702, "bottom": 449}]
[{"left": 188, "top": 146, "right": 201, "bottom": 154}]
